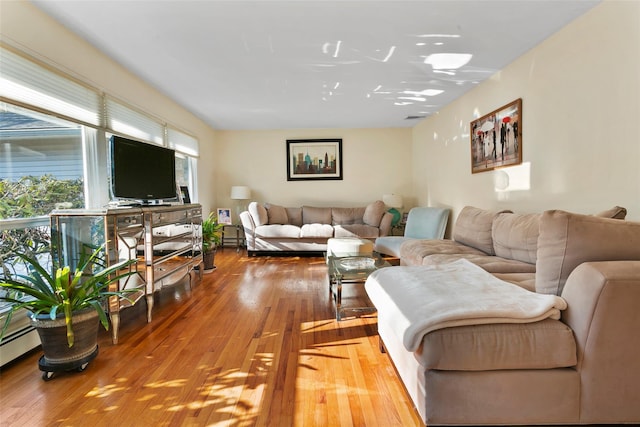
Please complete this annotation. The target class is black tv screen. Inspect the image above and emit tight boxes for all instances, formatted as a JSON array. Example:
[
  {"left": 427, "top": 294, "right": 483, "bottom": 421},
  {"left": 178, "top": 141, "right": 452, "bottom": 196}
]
[{"left": 110, "top": 135, "right": 177, "bottom": 202}]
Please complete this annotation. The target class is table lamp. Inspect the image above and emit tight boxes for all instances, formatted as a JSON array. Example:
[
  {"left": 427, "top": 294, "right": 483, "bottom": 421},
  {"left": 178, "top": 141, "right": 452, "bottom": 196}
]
[
  {"left": 230, "top": 186, "right": 252, "bottom": 223},
  {"left": 382, "top": 194, "right": 403, "bottom": 226}
]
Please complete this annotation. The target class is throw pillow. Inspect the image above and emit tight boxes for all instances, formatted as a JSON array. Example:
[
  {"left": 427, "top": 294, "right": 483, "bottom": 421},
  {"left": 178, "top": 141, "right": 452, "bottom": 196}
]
[
  {"left": 453, "top": 206, "right": 512, "bottom": 255},
  {"left": 536, "top": 210, "right": 640, "bottom": 295},
  {"left": 332, "top": 207, "right": 364, "bottom": 225},
  {"left": 595, "top": 205, "right": 627, "bottom": 219},
  {"left": 286, "top": 207, "right": 303, "bottom": 226},
  {"left": 302, "top": 206, "right": 332, "bottom": 224},
  {"left": 265, "top": 203, "right": 288, "bottom": 224},
  {"left": 363, "top": 200, "right": 386, "bottom": 227},
  {"left": 492, "top": 213, "right": 540, "bottom": 264},
  {"left": 248, "top": 202, "right": 268, "bottom": 226}
]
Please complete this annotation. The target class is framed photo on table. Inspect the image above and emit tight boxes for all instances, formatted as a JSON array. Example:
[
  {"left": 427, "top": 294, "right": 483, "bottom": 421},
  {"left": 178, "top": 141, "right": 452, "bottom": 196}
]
[
  {"left": 217, "top": 208, "right": 232, "bottom": 225},
  {"left": 470, "top": 98, "right": 522, "bottom": 174},
  {"left": 286, "top": 138, "right": 343, "bottom": 181},
  {"left": 179, "top": 186, "right": 190, "bottom": 204}
]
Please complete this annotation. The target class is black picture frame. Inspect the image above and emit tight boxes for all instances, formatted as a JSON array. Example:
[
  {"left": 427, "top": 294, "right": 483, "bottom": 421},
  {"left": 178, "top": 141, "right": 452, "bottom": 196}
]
[
  {"left": 179, "top": 186, "right": 190, "bottom": 204},
  {"left": 286, "top": 138, "right": 343, "bottom": 181}
]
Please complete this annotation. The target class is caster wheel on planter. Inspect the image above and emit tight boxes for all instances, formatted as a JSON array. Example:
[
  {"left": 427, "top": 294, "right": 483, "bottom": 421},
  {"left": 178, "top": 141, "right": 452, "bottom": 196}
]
[{"left": 37, "top": 346, "right": 98, "bottom": 381}]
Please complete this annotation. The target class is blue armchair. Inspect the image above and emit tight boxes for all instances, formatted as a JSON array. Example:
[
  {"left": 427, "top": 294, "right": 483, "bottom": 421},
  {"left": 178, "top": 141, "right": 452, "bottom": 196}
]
[{"left": 374, "top": 207, "right": 450, "bottom": 258}]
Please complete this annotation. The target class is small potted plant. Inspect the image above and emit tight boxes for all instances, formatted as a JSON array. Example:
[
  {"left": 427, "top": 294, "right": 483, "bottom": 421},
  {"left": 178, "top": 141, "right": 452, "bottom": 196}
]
[
  {"left": 0, "top": 243, "right": 137, "bottom": 380},
  {"left": 201, "top": 212, "right": 223, "bottom": 273}
]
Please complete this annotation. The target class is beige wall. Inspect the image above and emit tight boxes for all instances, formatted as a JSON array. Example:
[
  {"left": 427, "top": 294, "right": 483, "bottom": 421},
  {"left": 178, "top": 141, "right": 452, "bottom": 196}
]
[
  {"left": 412, "top": 0, "right": 640, "bottom": 223},
  {"left": 0, "top": 1, "right": 218, "bottom": 214},
  {"left": 3, "top": 1, "right": 639, "bottom": 223},
  {"left": 215, "top": 128, "right": 413, "bottom": 212}
]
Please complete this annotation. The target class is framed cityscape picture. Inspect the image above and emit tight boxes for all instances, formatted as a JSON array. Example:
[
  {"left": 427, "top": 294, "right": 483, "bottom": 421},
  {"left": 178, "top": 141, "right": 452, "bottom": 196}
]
[
  {"left": 470, "top": 98, "right": 522, "bottom": 174},
  {"left": 286, "top": 138, "right": 343, "bottom": 181}
]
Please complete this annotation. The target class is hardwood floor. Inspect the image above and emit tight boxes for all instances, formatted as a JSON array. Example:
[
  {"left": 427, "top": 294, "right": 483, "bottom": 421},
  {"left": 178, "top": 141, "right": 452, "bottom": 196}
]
[{"left": 0, "top": 249, "right": 423, "bottom": 426}]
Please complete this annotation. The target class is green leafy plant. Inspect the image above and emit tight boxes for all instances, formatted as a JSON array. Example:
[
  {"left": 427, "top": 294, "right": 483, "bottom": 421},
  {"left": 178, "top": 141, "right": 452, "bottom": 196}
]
[
  {"left": 202, "top": 213, "right": 223, "bottom": 253},
  {"left": 0, "top": 225, "right": 51, "bottom": 279},
  {"left": 0, "top": 244, "right": 137, "bottom": 347},
  {"left": 0, "top": 175, "right": 84, "bottom": 220}
]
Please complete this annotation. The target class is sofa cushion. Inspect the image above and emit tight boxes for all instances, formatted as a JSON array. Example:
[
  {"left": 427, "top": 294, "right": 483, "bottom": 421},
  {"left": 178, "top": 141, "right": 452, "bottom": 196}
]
[
  {"left": 493, "top": 272, "right": 537, "bottom": 292},
  {"left": 332, "top": 207, "right": 365, "bottom": 225},
  {"left": 400, "top": 239, "right": 486, "bottom": 266},
  {"left": 415, "top": 318, "right": 577, "bottom": 371},
  {"left": 300, "top": 223, "right": 334, "bottom": 238},
  {"left": 302, "top": 206, "right": 332, "bottom": 224},
  {"left": 285, "top": 207, "right": 303, "bottom": 226},
  {"left": 421, "top": 253, "right": 536, "bottom": 274},
  {"left": 265, "top": 203, "right": 288, "bottom": 224},
  {"left": 255, "top": 224, "right": 300, "bottom": 238},
  {"left": 536, "top": 210, "right": 640, "bottom": 295},
  {"left": 595, "top": 205, "right": 627, "bottom": 219},
  {"left": 363, "top": 200, "right": 386, "bottom": 227},
  {"left": 453, "top": 206, "right": 512, "bottom": 255},
  {"left": 492, "top": 213, "right": 540, "bottom": 264},
  {"left": 248, "top": 201, "right": 268, "bottom": 226},
  {"left": 334, "top": 224, "right": 379, "bottom": 239}
]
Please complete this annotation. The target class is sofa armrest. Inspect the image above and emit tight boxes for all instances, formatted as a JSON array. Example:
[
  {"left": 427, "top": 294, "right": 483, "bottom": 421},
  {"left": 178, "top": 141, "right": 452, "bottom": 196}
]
[
  {"left": 239, "top": 211, "right": 256, "bottom": 250},
  {"left": 560, "top": 260, "right": 640, "bottom": 418},
  {"left": 379, "top": 212, "right": 393, "bottom": 236},
  {"left": 561, "top": 261, "right": 640, "bottom": 354}
]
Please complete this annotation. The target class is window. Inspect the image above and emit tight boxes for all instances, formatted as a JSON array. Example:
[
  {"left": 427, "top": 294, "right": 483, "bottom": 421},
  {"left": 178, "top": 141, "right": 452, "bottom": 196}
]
[
  {"left": 0, "top": 46, "right": 201, "bottom": 364},
  {"left": 0, "top": 49, "right": 201, "bottom": 261},
  {"left": 0, "top": 47, "right": 200, "bottom": 213},
  {"left": 0, "top": 103, "right": 86, "bottom": 220}
]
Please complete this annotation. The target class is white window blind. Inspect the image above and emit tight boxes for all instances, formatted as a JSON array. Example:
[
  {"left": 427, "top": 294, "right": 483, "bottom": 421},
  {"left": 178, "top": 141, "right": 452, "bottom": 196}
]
[
  {"left": 168, "top": 127, "right": 199, "bottom": 157},
  {"left": 105, "top": 96, "right": 164, "bottom": 145},
  {"left": 0, "top": 47, "right": 102, "bottom": 126},
  {"left": 2, "top": 46, "right": 199, "bottom": 159}
]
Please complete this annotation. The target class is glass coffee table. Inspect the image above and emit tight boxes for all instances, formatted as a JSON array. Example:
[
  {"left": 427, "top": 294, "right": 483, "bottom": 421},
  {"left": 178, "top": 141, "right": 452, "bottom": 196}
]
[{"left": 327, "top": 253, "right": 391, "bottom": 321}]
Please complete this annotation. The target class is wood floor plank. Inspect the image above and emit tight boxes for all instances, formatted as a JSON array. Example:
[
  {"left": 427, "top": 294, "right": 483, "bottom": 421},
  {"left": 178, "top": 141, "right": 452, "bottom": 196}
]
[{"left": 0, "top": 249, "right": 423, "bottom": 426}]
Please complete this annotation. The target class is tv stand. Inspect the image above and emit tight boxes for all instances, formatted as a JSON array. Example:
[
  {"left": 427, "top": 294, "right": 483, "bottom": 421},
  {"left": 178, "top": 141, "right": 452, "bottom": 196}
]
[{"left": 50, "top": 204, "right": 203, "bottom": 344}]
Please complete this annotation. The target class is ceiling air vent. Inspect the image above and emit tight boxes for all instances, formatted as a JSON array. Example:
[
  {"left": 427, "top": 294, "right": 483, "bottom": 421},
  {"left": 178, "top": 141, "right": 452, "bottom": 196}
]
[{"left": 405, "top": 115, "right": 426, "bottom": 120}]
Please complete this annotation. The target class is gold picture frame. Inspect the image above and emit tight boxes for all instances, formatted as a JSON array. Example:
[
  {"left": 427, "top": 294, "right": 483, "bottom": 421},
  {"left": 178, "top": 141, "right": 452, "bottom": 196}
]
[{"left": 470, "top": 98, "right": 522, "bottom": 174}]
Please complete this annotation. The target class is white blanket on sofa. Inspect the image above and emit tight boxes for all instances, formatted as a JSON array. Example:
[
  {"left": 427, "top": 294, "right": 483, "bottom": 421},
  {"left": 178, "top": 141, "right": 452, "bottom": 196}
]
[{"left": 364, "top": 259, "right": 567, "bottom": 352}]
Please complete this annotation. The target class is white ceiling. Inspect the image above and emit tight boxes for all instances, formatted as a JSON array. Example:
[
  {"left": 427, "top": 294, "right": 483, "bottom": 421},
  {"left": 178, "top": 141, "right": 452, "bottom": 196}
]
[{"left": 32, "top": 0, "right": 600, "bottom": 131}]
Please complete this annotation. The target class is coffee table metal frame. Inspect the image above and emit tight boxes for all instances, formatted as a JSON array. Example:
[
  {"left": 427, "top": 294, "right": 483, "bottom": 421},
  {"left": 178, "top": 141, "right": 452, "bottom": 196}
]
[{"left": 327, "top": 253, "right": 391, "bottom": 321}]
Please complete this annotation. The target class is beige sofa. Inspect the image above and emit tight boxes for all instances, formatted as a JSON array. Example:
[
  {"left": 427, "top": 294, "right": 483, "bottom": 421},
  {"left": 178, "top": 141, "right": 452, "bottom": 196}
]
[
  {"left": 239, "top": 201, "right": 392, "bottom": 255},
  {"left": 365, "top": 206, "right": 640, "bottom": 425}
]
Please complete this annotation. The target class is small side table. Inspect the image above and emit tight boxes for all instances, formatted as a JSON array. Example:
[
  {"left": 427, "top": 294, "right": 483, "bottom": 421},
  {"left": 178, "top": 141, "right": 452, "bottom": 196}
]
[
  {"left": 391, "top": 223, "right": 406, "bottom": 236},
  {"left": 221, "top": 224, "right": 245, "bottom": 252}
]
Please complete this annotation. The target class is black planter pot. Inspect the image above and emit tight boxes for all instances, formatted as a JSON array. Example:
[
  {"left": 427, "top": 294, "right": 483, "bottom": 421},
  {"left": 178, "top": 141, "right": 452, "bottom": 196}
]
[
  {"left": 203, "top": 249, "right": 217, "bottom": 273},
  {"left": 30, "top": 308, "right": 100, "bottom": 380}
]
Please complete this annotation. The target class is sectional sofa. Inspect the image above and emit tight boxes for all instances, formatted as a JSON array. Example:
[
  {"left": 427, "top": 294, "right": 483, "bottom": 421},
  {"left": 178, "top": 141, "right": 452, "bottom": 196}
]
[
  {"left": 239, "top": 200, "right": 393, "bottom": 255},
  {"left": 365, "top": 206, "right": 640, "bottom": 425}
]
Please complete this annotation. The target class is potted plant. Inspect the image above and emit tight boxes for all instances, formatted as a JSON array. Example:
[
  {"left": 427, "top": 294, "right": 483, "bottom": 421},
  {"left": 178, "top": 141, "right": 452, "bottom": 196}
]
[
  {"left": 0, "top": 243, "right": 136, "bottom": 380},
  {"left": 201, "top": 212, "right": 223, "bottom": 273}
]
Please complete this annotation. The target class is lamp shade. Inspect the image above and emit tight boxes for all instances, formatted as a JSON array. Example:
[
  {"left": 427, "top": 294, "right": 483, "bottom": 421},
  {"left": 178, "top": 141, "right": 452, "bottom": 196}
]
[
  {"left": 230, "top": 186, "right": 251, "bottom": 200},
  {"left": 382, "top": 194, "right": 403, "bottom": 208}
]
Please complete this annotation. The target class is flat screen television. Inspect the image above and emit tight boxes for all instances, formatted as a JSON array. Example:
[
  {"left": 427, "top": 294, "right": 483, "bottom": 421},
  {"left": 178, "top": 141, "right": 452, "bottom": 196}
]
[{"left": 109, "top": 135, "right": 177, "bottom": 204}]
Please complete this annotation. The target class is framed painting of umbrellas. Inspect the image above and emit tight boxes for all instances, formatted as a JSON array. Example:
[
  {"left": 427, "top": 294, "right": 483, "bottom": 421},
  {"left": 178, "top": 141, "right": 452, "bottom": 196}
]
[{"left": 470, "top": 98, "right": 522, "bottom": 174}]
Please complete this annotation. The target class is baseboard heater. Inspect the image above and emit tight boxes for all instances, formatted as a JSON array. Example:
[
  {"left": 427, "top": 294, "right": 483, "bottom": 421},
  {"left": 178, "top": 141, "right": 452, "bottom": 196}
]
[{"left": 0, "top": 309, "right": 41, "bottom": 367}]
